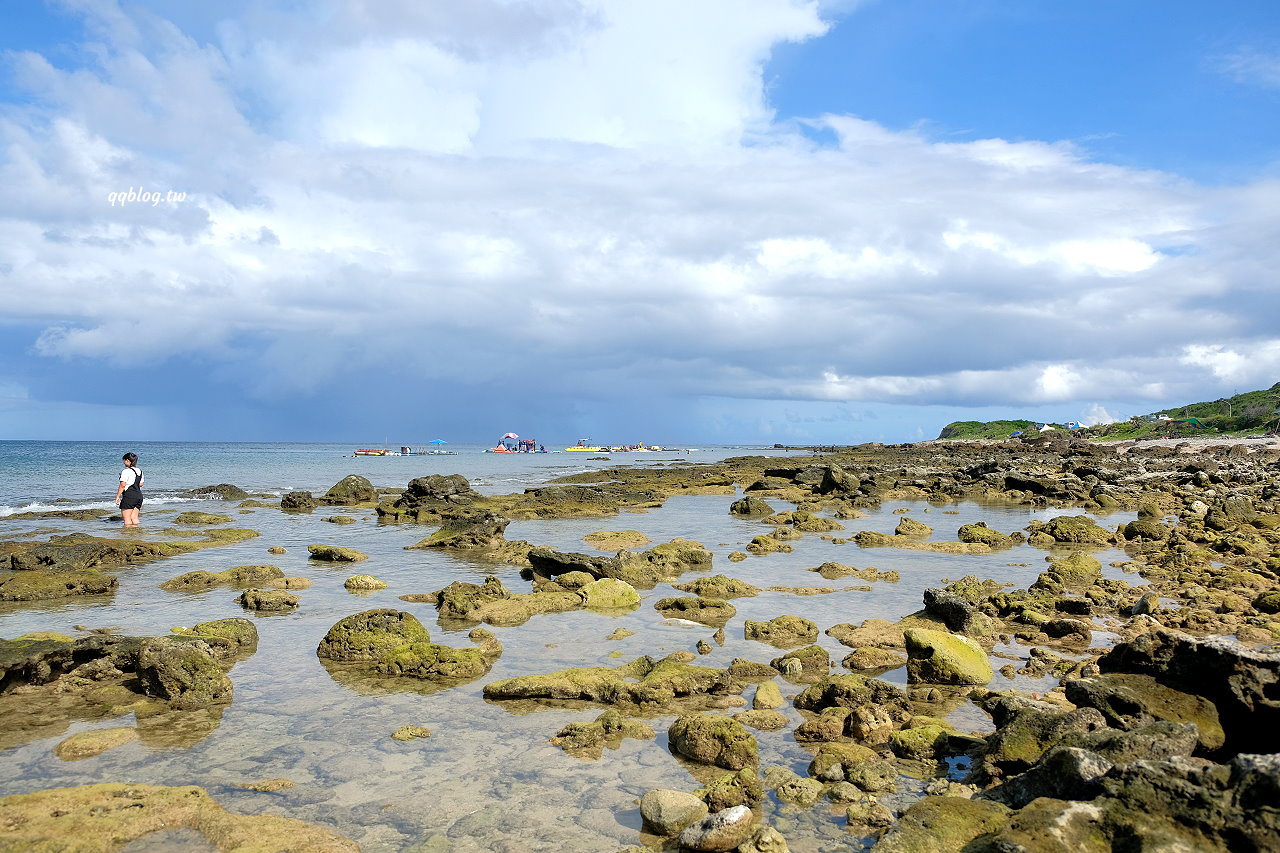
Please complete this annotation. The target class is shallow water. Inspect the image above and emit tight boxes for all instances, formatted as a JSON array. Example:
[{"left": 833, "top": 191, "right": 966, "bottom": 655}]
[{"left": 0, "top": 452, "right": 1137, "bottom": 852}]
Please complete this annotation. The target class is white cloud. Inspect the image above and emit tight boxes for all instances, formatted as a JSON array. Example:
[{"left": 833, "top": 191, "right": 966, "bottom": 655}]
[
  {"left": 1214, "top": 47, "right": 1280, "bottom": 90},
  {"left": 0, "top": 0, "right": 1277, "bottom": 429}
]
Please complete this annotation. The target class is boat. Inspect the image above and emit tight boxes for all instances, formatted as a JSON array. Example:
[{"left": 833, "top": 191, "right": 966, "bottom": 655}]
[
  {"left": 564, "top": 438, "right": 607, "bottom": 452},
  {"left": 353, "top": 449, "right": 391, "bottom": 456}
]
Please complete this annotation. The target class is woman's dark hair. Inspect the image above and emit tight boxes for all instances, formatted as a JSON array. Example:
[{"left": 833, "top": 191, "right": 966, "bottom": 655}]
[{"left": 122, "top": 452, "right": 138, "bottom": 465}]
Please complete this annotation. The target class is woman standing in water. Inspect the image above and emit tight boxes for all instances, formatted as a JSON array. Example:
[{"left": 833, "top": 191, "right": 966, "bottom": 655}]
[{"left": 114, "top": 452, "right": 144, "bottom": 527}]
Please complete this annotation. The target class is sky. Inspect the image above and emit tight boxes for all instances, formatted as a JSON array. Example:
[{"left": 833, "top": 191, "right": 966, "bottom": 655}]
[{"left": 0, "top": 0, "right": 1278, "bottom": 445}]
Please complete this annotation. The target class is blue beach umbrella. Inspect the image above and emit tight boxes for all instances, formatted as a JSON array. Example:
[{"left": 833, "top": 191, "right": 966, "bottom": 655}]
[{"left": 429, "top": 439, "right": 448, "bottom": 444}]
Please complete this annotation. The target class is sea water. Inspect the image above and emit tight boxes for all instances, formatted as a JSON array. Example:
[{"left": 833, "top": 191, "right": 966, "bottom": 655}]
[{"left": 0, "top": 441, "right": 1134, "bottom": 852}]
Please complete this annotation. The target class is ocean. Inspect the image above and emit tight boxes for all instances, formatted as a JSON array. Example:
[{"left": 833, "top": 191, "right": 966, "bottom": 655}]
[{"left": 0, "top": 440, "right": 797, "bottom": 516}]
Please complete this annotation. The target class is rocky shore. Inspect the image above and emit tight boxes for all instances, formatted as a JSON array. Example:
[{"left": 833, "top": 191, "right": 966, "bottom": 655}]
[{"left": 1, "top": 433, "right": 1277, "bottom": 851}]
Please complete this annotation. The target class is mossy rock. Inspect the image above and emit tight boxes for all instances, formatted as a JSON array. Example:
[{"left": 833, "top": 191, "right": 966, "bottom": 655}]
[
  {"left": 161, "top": 564, "right": 284, "bottom": 592},
  {"left": 1034, "top": 552, "right": 1103, "bottom": 592},
  {"left": 743, "top": 615, "right": 819, "bottom": 648},
  {"left": 307, "top": 544, "right": 368, "bottom": 562},
  {"left": 842, "top": 647, "right": 907, "bottom": 672},
  {"left": 172, "top": 618, "right": 259, "bottom": 660},
  {"left": 957, "top": 522, "right": 1015, "bottom": 548},
  {"left": 873, "top": 796, "right": 1010, "bottom": 853},
  {"left": 0, "top": 783, "right": 358, "bottom": 851},
  {"left": 746, "top": 535, "right": 793, "bottom": 556},
  {"left": 1028, "top": 515, "right": 1113, "bottom": 546},
  {"left": 173, "top": 512, "right": 232, "bottom": 525},
  {"left": 483, "top": 655, "right": 730, "bottom": 706},
  {"left": 668, "top": 713, "right": 759, "bottom": 770},
  {"left": 672, "top": 575, "right": 761, "bottom": 599},
  {"left": 853, "top": 531, "right": 896, "bottom": 548},
  {"left": 889, "top": 724, "right": 952, "bottom": 761},
  {"left": 0, "top": 570, "right": 118, "bottom": 602},
  {"left": 316, "top": 609, "right": 432, "bottom": 662},
  {"left": 324, "top": 474, "right": 376, "bottom": 504},
  {"left": 236, "top": 588, "right": 299, "bottom": 612},
  {"left": 807, "top": 741, "right": 881, "bottom": 783},
  {"left": 753, "top": 681, "right": 785, "bottom": 710},
  {"left": 391, "top": 725, "right": 432, "bottom": 741},
  {"left": 583, "top": 530, "right": 651, "bottom": 550},
  {"left": 654, "top": 596, "right": 737, "bottom": 626},
  {"left": 895, "top": 517, "right": 933, "bottom": 537},
  {"left": 324, "top": 515, "right": 357, "bottom": 525},
  {"left": 54, "top": 726, "right": 139, "bottom": 761},
  {"left": 550, "top": 709, "right": 655, "bottom": 759},
  {"left": 903, "top": 628, "right": 994, "bottom": 686},
  {"left": 135, "top": 637, "right": 233, "bottom": 710},
  {"left": 578, "top": 578, "right": 641, "bottom": 610},
  {"left": 729, "top": 496, "right": 774, "bottom": 516},
  {"left": 1253, "top": 591, "right": 1280, "bottom": 614},
  {"left": 732, "top": 710, "right": 789, "bottom": 731},
  {"left": 770, "top": 644, "right": 829, "bottom": 677},
  {"left": 694, "top": 768, "right": 764, "bottom": 811},
  {"left": 377, "top": 641, "right": 494, "bottom": 680},
  {"left": 344, "top": 575, "right": 388, "bottom": 591}
]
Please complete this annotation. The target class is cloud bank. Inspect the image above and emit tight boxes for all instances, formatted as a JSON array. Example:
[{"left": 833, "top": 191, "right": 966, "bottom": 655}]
[{"left": 1, "top": 0, "right": 1277, "bottom": 440}]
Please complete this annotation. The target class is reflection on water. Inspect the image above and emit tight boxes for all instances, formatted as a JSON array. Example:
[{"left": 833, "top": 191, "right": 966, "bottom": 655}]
[{"left": 0, "top": 491, "right": 1135, "bottom": 851}]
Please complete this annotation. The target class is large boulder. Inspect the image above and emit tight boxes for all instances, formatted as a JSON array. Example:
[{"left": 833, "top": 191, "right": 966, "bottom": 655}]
[
  {"left": 903, "top": 628, "right": 993, "bottom": 685},
  {"left": 0, "top": 571, "right": 118, "bottom": 602},
  {"left": 1064, "top": 673, "right": 1225, "bottom": 753},
  {"left": 189, "top": 483, "right": 250, "bottom": 500},
  {"left": 729, "top": 496, "right": 774, "bottom": 516},
  {"left": 1100, "top": 629, "right": 1280, "bottom": 756}
]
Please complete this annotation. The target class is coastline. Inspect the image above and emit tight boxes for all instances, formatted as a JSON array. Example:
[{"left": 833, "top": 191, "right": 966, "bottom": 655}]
[{"left": 1, "top": 438, "right": 1277, "bottom": 851}]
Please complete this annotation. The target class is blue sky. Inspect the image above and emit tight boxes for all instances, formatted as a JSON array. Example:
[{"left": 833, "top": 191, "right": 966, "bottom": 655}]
[{"left": 0, "top": 0, "right": 1278, "bottom": 444}]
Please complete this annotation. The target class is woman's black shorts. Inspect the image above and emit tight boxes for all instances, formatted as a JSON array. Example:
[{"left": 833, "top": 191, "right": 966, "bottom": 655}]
[{"left": 120, "top": 490, "right": 143, "bottom": 510}]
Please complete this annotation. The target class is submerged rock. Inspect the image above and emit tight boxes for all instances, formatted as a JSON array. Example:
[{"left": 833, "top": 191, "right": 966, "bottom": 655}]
[
  {"left": 54, "top": 726, "right": 139, "bottom": 760},
  {"left": 483, "top": 655, "right": 736, "bottom": 708},
  {"left": 678, "top": 804, "right": 755, "bottom": 852},
  {"left": 161, "top": 564, "right": 284, "bottom": 592},
  {"left": 549, "top": 709, "right": 655, "bottom": 759},
  {"left": 173, "top": 511, "right": 232, "bottom": 525},
  {"left": 0, "top": 783, "right": 358, "bottom": 851}
]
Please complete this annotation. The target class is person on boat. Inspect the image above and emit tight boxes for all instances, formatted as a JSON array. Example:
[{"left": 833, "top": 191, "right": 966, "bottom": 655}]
[{"left": 114, "top": 452, "right": 144, "bottom": 527}]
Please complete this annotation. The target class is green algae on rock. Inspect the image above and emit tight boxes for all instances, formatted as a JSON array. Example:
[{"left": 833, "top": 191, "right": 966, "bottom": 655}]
[
  {"left": 743, "top": 615, "right": 819, "bottom": 649},
  {"left": 672, "top": 575, "right": 761, "bottom": 599},
  {"left": 136, "top": 637, "right": 234, "bottom": 711},
  {"left": 872, "top": 796, "right": 1010, "bottom": 853},
  {"left": 307, "top": 544, "right": 368, "bottom": 562},
  {"left": 583, "top": 529, "right": 651, "bottom": 550},
  {"left": 317, "top": 609, "right": 501, "bottom": 683},
  {"left": 0, "top": 782, "right": 358, "bottom": 852},
  {"left": 173, "top": 511, "right": 232, "bottom": 525},
  {"left": 343, "top": 574, "right": 388, "bottom": 591},
  {"left": 654, "top": 596, "right": 737, "bottom": 626},
  {"left": 54, "top": 725, "right": 139, "bottom": 760},
  {"left": 668, "top": 713, "right": 759, "bottom": 770},
  {"left": 391, "top": 725, "right": 432, "bottom": 741},
  {"left": 0, "top": 570, "right": 118, "bottom": 602},
  {"left": 903, "top": 628, "right": 994, "bottom": 686},
  {"left": 236, "top": 588, "right": 299, "bottom": 612},
  {"left": 483, "top": 655, "right": 737, "bottom": 708},
  {"left": 160, "top": 564, "right": 285, "bottom": 592},
  {"left": 550, "top": 709, "right": 656, "bottom": 759}
]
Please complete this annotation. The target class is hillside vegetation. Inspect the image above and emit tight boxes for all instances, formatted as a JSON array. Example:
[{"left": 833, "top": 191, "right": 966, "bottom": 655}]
[{"left": 937, "top": 383, "right": 1280, "bottom": 441}]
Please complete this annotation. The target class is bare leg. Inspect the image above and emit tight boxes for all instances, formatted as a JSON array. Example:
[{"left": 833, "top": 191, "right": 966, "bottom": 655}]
[{"left": 123, "top": 508, "right": 140, "bottom": 526}]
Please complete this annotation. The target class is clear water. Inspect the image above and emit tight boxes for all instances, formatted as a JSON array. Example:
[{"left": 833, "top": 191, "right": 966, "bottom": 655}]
[{"left": 0, "top": 441, "right": 1135, "bottom": 852}]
